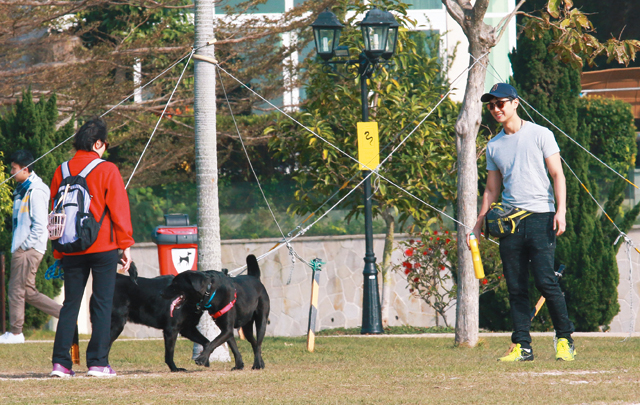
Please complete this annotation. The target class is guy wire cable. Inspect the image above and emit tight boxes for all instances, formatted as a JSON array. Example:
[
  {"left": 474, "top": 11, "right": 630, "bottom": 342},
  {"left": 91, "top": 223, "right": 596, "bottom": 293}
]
[
  {"left": 215, "top": 65, "right": 288, "bottom": 242},
  {"left": 215, "top": 50, "right": 491, "bottom": 177},
  {"left": 125, "top": 49, "right": 195, "bottom": 189},
  {"left": 262, "top": 108, "right": 439, "bottom": 264},
  {"left": 216, "top": 64, "right": 311, "bottom": 279},
  {"left": 0, "top": 49, "right": 198, "bottom": 188},
  {"left": 225, "top": 52, "right": 493, "bottom": 274},
  {"left": 226, "top": 52, "right": 493, "bottom": 273},
  {"left": 519, "top": 97, "right": 638, "bottom": 190}
]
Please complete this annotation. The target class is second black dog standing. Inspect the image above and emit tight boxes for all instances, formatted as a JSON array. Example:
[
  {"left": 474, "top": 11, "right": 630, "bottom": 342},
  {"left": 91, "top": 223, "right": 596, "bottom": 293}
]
[
  {"left": 106, "top": 263, "right": 211, "bottom": 372},
  {"left": 162, "top": 254, "right": 270, "bottom": 370}
]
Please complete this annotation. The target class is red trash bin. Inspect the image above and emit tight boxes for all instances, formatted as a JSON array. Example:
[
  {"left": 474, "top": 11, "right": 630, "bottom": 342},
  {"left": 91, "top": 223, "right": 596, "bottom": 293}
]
[{"left": 153, "top": 214, "right": 198, "bottom": 276}]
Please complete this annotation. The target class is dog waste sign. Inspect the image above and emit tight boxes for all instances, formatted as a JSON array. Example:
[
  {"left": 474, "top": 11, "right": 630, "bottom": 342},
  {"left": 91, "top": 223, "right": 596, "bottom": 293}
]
[{"left": 153, "top": 214, "right": 198, "bottom": 276}]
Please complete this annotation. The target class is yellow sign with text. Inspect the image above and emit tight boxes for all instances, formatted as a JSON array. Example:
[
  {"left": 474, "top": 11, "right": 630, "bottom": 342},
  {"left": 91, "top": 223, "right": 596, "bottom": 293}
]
[{"left": 357, "top": 122, "right": 379, "bottom": 171}]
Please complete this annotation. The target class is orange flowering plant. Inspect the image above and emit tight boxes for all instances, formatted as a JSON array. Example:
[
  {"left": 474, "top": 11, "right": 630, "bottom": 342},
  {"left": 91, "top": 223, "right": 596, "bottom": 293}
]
[{"left": 395, "top": 229, "right": 504, "bottom": 327}]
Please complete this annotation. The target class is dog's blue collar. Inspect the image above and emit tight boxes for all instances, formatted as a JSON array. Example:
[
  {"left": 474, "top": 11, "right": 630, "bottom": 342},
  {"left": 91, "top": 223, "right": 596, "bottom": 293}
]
[
  {"left": 196, "top": 283, "right": 216, "bottom": 312},
  {"left": 203, "top": 289, "right": 216, "bottom": 309}
]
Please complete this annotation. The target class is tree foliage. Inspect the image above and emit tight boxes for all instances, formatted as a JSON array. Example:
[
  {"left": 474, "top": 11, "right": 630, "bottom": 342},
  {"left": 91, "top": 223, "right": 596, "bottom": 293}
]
[
  {"left": 0, "top": 89, "right": 75, "bottom": 183},
  {"left": 268, "top": 0, "right": 459, "bottom": 325},
  {"left": 521, "top": 0, "right": 640, "bottom": 68},
  {"left": 269, "top": 0, "right": 459, "bottom": 230},
  {"left": 0, "top": 0, "right": 329, "bottom": 186},
  {"left": 0, "top": 155, "right": 12, "bottom": 234}
]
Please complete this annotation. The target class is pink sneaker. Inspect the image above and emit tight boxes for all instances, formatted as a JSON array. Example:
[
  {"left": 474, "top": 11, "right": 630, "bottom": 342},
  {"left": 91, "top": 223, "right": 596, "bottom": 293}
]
[
  {"left": 87, "top": 365, "right": 116, "bottom": 378},
  {"left": 50, "top": 363, "right": 75, "bottom": 378}
]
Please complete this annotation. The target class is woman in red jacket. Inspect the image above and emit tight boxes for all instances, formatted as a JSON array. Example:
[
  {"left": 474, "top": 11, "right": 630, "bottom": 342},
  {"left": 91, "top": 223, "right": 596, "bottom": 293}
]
[{"left": 49, "top": 118, "right": 134, "bottom": 378}]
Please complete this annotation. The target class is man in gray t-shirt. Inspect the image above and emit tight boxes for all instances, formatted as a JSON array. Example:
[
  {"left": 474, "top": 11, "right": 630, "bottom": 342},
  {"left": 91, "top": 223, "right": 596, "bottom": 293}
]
[
  {"left": 469, "top": 83, "right": 575, "bottom": 362},
  {"left": 486, "top": 121, "right": 559, "bottom": 213}
]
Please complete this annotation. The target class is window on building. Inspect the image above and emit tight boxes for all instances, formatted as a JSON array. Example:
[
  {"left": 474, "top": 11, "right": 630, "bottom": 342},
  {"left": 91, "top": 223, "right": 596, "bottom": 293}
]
[
  {"left": 407, "top": 30, "right": 441, "bottom": 58},
  {"left": 215, "top": 0, "right": 285, "bottom": 14},
  {"left": 405, "top": 0, "right": 443, "bottom": 10}
]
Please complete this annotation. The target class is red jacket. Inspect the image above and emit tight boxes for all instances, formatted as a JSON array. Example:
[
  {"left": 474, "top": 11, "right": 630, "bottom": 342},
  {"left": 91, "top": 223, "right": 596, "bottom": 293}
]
[{"left": 50, "top": 150, "right": 135, "bottom": 258}]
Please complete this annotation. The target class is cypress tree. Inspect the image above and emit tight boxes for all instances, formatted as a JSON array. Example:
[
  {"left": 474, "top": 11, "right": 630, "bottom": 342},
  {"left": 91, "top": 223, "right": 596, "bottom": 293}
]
[
  {"left": 0, "top": 88, "right": 74, "bottom": 331},
  {"left": 508, "top": 25, "right": 636, "bottom": 331}
]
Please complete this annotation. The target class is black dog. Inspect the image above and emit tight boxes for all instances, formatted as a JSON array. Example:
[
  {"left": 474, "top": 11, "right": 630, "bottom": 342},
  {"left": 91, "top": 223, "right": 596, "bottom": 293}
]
[
  {"left": 161, "top": 254, "right": 270, "bottom": 370},
  {"left": 108, "top": 263, "right": 210, "bottom": 372}
]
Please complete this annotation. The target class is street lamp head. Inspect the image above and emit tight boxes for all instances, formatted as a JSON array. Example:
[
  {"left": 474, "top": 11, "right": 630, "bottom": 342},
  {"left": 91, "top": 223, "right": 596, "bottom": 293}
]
[
  {"left": 311, "top": 8, "right": 344, "bottom": 62},
  {"left": 381, "top": 12, "right": 400, "bottom": 60},
  {"left": 359, "top": 8, "right": 391, "bottom": 61}
]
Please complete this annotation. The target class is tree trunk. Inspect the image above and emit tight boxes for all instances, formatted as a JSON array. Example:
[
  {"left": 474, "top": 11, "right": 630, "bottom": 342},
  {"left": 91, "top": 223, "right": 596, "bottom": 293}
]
[
  {"left": 380, "top": 207, "right": 396, "bottom": 328},
  {"left": 193, "top": 0, "right": 229, "bottom": 362},
  {"left": 454, "top": 39, "right": 491, "bottom": 347},
  {"left": 441, "top": 0, "right": 499, "bottom": 348}
]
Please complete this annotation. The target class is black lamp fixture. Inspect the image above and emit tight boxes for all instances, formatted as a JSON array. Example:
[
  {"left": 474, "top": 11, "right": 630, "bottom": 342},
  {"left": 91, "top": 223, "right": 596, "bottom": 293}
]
[
  {"left": 309, "top": 6, "right": 400, "bottom": 336},
  {"left": 381, "top": 12, "right": 399, "bottom": 61},
  {"left": 311, "top": 8, "right": 344, "bottom": 61},
  {"left": 359, "top": 8, "right": 392, "bottom": 60}
]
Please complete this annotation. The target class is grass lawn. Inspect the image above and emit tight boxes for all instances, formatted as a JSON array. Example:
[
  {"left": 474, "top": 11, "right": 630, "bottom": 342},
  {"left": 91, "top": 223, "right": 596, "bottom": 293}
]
[{"left": 0, "top": 335, "right": 639, "bottom": 404}]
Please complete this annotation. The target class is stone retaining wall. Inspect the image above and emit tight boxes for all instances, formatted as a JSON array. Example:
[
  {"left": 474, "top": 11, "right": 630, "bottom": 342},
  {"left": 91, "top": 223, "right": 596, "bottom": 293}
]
[
  {"left": 116, "top": 234, "right": 450, "bottom": 338},
  {"left": 50, "top": 226, "right": 640, "bottom": 337}
]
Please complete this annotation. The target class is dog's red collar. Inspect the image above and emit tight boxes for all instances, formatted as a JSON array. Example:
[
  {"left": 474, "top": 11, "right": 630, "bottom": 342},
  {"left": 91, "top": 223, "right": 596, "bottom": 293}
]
[{"left": 211, "top": 290, "right": 237, "bottom": 319}]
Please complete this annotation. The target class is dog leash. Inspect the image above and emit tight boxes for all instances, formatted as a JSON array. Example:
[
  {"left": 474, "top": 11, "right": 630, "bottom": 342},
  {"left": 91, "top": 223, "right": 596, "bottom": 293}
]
[{"left": 45, "top": 260, "right": 64, "bottom": 280}]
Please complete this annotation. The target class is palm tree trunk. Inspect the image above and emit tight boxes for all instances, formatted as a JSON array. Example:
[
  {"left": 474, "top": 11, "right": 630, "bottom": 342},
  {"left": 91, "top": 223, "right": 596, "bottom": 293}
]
[{"left": 193, "top": 0, "right": 229, "bottom": 362}]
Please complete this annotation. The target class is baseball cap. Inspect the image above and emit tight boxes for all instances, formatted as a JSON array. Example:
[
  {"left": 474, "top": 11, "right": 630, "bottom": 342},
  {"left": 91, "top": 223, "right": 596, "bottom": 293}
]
[{"left": 481, "top": 83, "right": 518, "bottom": 102}]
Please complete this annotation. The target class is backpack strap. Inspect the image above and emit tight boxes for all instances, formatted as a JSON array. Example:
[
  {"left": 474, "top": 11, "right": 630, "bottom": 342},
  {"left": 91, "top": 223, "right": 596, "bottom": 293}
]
[
  {"left": 60, "top": 159, "right": 104, "bottom": 180},
  {"left": 61, "top": 161, "right": 71, "bottom": 179},
  {"left": 78, "top": 159, "right": 105, "bottom": 178}
]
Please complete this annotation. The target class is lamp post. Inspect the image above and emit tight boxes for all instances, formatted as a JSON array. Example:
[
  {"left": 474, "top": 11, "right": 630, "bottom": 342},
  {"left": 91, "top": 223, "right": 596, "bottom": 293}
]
[{"left": 311, "top": 8, "right": 399, "bottom": 334}]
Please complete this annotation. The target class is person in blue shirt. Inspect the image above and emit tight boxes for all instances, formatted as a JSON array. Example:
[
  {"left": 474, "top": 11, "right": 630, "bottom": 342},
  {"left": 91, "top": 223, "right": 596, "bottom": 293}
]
[{"left": 0, "top": 150, "right": 61, "bottom": 344}]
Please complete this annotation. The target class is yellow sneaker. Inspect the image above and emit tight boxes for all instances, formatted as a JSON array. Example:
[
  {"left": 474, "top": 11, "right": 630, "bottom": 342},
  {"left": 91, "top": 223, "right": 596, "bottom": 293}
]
[
  {"left": 497, "top": 343, "right": 534, "bottom": 362},
  {"left": 555, "top": 338, "right": 576, "bottom": 361}
]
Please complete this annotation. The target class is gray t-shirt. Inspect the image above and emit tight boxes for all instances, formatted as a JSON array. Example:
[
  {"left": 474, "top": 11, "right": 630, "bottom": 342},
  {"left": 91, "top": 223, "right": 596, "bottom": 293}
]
[{"left": 486, "top": 121, "right": 560, "bottom": 213}]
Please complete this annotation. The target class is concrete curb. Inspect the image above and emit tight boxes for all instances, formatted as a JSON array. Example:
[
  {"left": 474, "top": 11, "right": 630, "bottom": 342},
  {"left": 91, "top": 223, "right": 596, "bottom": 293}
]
[{"left": 320, "top": 332, "right": 640, "bottom": 338}]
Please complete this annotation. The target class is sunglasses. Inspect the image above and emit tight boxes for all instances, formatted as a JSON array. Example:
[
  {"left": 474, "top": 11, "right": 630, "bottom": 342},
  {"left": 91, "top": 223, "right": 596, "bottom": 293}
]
[{"left": 486, "top": 99, "right": 512, "bottom": 110}]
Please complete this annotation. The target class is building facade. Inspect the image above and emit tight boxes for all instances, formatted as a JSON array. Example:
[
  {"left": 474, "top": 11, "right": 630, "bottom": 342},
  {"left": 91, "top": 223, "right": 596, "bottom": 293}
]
[{"left": 212, "top": 0, "right": 518, "bottom": 109}]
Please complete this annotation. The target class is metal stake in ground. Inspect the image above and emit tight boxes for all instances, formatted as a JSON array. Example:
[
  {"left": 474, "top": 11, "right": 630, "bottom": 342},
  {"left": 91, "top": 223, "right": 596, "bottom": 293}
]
[
  {"left": 307, "top": 259, "right": 324, "bottom": 352},
  {"left": 530, "top": 264, "right": 566, "bottom": 321}
]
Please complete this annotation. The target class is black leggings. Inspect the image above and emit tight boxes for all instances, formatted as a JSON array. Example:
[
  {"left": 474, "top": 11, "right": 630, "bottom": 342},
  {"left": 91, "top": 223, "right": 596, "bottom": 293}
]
[
  {"left": 52, "top": 249, "right": 119, "bottom": 369},
  {"left": 499, "top": 213, "right": 574, "bottom": 348}
]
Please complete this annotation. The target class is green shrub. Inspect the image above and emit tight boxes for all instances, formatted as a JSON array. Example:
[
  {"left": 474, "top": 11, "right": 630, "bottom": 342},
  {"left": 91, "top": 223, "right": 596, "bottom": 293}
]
[{"left": 395, "top": 229, "right": 505, "bottom": 328}]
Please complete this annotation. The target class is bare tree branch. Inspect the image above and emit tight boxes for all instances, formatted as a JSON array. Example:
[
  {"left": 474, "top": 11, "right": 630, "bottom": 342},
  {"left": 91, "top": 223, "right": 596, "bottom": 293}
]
[
  {"left": 495, "top": 0, "right": 526, "bottom": 45},
  {"left": 440, "top": 0, "right": 466, "bottom": 29}
]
